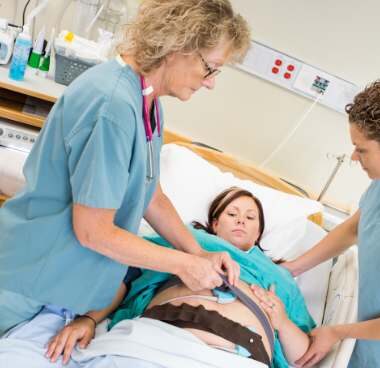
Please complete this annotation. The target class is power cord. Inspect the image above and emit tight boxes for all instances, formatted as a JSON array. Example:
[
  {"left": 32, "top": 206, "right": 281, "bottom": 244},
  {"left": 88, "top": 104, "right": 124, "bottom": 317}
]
[
  {"left": 9, "top": 23, "right": 23, "bottom": 29},
  {"left": 22, "top": 0, "right": 33, "bottom": 27},
  {"left": 260, "top": 91, "right": 324, "bottom": 168}
]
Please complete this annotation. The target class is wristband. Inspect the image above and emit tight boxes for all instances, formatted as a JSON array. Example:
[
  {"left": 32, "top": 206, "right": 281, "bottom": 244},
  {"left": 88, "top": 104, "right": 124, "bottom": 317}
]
[{"left": 77, "top": 314, "right": 97, "bottom": 327}]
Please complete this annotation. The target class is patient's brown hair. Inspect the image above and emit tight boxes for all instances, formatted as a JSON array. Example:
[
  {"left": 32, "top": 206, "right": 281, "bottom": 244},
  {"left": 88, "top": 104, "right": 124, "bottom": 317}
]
[
  {"left": 346, "top": 80, "right": 380, "bottom": 143},
  {"left": 192, "top": 187, "right": 265, "bottom": 250}
]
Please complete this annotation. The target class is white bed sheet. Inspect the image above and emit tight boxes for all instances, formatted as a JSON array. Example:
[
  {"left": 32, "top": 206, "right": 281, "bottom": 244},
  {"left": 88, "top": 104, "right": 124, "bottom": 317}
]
[
  {"left": 289, "top": 221, "right": 358, "bottom": 368},
  {"left": 293, "top": 221, "right": 332, "bottom": 326}
]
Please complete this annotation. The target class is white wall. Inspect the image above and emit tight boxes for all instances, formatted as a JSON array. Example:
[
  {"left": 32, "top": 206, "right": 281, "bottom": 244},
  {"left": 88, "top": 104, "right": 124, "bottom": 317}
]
[
  {"left": 162, "top": 0, "right": 378, "bottom": 210},
  {"left": 4, "top": 0, "right": 140, "bottom": 38},
  {"left": 3, "top": 0, "right": 377, "bottom": 210}
]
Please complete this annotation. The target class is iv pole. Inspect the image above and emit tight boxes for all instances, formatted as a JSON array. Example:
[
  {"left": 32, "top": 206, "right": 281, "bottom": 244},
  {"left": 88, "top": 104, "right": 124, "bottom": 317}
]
[{"left": 317, "top": 154, "right": 346, "bottom": 201}]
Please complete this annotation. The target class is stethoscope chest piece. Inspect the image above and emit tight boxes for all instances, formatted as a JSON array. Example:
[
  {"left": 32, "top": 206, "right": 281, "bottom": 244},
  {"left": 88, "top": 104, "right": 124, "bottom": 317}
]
[
  {"left": 140, "top": 75, "right": 161, "bottom": 184},
  {"left": 146, "top": 140, "right": 154, "bottom": 184}
]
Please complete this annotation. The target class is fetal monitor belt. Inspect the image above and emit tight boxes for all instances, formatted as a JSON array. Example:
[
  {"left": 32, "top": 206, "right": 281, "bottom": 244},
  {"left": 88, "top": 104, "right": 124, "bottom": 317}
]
[
  {"left": 143, "top": 303, "right": 271, "bottom": 366},
  {"left": 157, "top": 275, "right": 274, "bottom": 355}
]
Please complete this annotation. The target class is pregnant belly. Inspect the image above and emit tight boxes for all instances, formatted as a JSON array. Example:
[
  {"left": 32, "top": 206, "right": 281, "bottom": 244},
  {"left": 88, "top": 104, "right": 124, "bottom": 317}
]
[{"left": 147, "top": 280, "right": 274, "bottom": 360}]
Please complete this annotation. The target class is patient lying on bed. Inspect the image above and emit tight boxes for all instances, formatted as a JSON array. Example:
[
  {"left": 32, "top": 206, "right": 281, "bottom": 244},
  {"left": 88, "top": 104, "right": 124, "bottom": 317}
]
[
  {"left": 1, "top": 187, "right": 315, "bottom": 368},
  {"left": 108, "top": 187, "right": 315, "bottom": 367}
]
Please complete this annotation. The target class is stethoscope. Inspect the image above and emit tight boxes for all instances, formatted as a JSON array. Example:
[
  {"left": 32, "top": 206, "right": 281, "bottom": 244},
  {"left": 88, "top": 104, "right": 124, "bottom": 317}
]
[
  {"left": 115, "top": 55, "right": 161, "bottom": 183},
  {"left": 140, "top": 75, "right": 161, "bottom": 183}
]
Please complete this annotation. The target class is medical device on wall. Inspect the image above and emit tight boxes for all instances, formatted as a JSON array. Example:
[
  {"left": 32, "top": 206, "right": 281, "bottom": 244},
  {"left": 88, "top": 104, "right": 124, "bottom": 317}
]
[
  {"left": 237, "top": 41, "right": 359, "bottom": 114},
  {"left": 0, "top": 119, "right": 39, "bottom": 153},
  {"left": 0, "top": 19, "right": 16, "bottom": 65}
]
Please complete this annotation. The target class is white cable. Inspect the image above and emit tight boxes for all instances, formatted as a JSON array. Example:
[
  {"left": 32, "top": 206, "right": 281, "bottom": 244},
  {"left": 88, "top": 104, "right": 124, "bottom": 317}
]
[
  {"left": 85, "top": 3, "right": 105, "bottom": 36},
  {"left": 159, "top": 295, "right": 218, "bottom": 305},
  {"left": 260, "top": 92, "right": 324, "bottom": 168},
  {"left": 26, "top": 0, "right": 49, "bottom": 28}
]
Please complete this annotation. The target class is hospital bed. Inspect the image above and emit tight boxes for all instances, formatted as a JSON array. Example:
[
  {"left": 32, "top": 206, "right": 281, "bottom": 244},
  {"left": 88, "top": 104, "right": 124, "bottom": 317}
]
[
  {"left": 139, "top": 132, "right": 358, "bottom": 368},
  {"left": 0, "top": 131, "right": 358, "bottom": 367}
]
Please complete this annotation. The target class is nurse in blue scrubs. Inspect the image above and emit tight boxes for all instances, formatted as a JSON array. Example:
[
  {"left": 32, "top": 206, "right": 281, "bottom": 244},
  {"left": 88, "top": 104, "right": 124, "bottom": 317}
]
[
  {"left": 0, "top": 0, "right": 250, "bottom": 337},
  {"left": 283, "top": 80, "right": 380, "bottom": 367}
]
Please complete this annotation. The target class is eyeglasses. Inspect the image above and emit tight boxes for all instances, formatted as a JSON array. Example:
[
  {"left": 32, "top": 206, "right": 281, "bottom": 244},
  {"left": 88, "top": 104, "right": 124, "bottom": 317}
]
[{"left": 198, "top": 52, "right": 221, "bottom": 80}]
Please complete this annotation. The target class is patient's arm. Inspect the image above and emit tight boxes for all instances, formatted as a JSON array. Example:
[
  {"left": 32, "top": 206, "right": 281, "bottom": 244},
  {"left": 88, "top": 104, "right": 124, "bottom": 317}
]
[
  {"left": 251, "top": 285, "right": 310, "bottom": 364},
  {"left": 46, "top": 283, "right": 127, "bottom": 364}
]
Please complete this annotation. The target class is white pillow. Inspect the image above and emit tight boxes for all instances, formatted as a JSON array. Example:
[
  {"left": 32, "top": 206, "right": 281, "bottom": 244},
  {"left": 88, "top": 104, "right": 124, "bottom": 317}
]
[{"left": 142, "top": 144, "right": 322, "bottom": 259}]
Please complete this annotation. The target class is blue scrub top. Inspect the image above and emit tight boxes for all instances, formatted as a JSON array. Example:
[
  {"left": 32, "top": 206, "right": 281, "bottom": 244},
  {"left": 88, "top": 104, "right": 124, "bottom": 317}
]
[
  {"left": 348, "top": 179, "right": 380, "bottom": 367},
  {"left": 0, "top": 59, "right": 163, "bottom": 314}
]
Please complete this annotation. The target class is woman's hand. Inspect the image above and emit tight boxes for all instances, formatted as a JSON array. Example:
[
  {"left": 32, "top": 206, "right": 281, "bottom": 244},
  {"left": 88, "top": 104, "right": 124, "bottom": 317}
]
[
  {"left": 46, "top": 316, "right": 96, "bottom": 365},
  {"left": 295, "top": 326, "right": 340, "bottom": 367},
  {"left": 280, "top": 260, "right": 303, "bottom": 277},
  {"left": 176, "top": 251, "right": 239, "bottom": 291},
  {"left": 200, "top": 250, "right": 240, "bottom": 286},
  {"left": 251, "top": 284, "right": 288, "bottom": 330}
]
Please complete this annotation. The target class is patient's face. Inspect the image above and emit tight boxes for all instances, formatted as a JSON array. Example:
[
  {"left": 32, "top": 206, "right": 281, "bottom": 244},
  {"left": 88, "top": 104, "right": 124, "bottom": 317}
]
[{"left": 212, "top": 196, "right": 261, "bottom": 251}]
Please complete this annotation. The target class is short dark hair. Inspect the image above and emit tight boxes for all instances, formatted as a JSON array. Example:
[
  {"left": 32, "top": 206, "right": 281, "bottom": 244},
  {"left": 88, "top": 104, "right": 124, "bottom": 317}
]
[
  {"left": 346, "top": 80, "right": 380, "bottom": 143},
  {"left": 192, "top": 186, "right": 265, "bottom": 249}
]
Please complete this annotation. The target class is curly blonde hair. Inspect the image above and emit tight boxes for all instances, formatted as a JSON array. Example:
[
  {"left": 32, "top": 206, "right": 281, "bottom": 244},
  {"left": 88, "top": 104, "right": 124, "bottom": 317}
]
[
  {"left": 346, "top": 80, "right": 380, "bottom": 143},
  {"left": 117, "top": 0, "right": 251, "bottom": 74}
]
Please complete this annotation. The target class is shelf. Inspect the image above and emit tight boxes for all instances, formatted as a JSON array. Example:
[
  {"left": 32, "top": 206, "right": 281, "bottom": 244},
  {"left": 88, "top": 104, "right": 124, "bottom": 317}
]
[
  {"left": 0, "top": 88, "right": 53, "bottom": 128},
  {"left": 0, "top": 104, "right": 44, "bottom": 128},
  {"left": 0, "top": 66, "right": 65, "bottom": 103}
]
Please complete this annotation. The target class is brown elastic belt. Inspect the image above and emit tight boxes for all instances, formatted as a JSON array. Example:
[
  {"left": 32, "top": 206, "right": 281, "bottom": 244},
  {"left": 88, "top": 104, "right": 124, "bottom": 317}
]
[
  {"left": 142, "top": 303, "right": 271, "bottom": 366},
  {"left": 156, "top": 275, "right": 274, "bottom": 355}
]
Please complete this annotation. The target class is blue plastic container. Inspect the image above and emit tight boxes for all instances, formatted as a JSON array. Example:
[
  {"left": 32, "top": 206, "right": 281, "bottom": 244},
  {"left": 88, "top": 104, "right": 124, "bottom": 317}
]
[{"left": 9, "top": 26, "right": 32, "bottom": 81}]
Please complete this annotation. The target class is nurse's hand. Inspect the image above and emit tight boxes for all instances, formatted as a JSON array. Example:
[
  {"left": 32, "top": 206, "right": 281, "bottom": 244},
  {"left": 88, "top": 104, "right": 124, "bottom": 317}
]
[
  {"left": 280, "top": 260, "right": 303, "bottom": 277},
  {"left": 295, "top": 326, "right": 340, "bottom": 367},
  {"left": 200, "top": 250, "right": 240, "bottom": 285},
  {"left": 176, "top": 251, "right": 240, "bottom": 291},
  {"left": 46, "top": 315, "right": 96, "bottom": 365}
]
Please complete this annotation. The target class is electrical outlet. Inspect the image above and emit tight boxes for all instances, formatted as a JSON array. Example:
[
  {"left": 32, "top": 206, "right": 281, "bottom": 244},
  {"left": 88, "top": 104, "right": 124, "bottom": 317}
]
[
  {"left": 239, "top": 41, "right": 302, "bottom": 89},
  {"left": 269, "top": 57, "right": 298, "bottom": 85}
]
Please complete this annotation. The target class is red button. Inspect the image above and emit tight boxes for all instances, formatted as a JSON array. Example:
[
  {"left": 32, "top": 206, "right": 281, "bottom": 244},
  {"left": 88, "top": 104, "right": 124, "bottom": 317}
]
[
  {"left": 287, "top": 64, "right": 295, "bottom": 71},
  {"left": 272, "top": 67, "right": 279, "bottom": 74},
  {"left": 284, "top": 72, "right": 291, "bottom": 79},
  {"left": 275, "top": 59, "right": 282, "bottom": 66}
]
